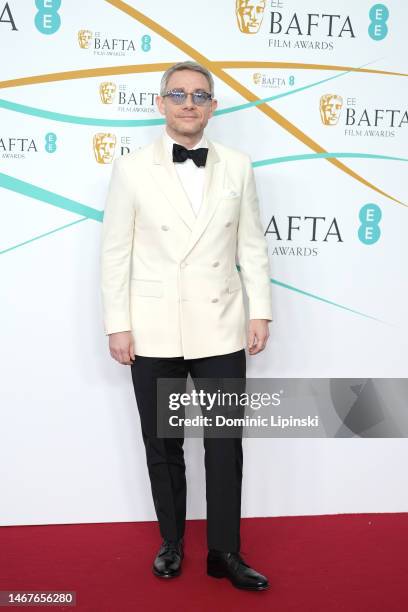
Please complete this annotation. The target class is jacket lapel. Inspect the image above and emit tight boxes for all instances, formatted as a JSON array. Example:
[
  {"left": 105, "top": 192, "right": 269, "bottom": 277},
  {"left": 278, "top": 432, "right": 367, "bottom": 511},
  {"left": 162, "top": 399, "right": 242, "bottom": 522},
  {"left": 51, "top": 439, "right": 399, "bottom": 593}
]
[{"left": 149, "top": 132, "right": 226, "bottom": 259}]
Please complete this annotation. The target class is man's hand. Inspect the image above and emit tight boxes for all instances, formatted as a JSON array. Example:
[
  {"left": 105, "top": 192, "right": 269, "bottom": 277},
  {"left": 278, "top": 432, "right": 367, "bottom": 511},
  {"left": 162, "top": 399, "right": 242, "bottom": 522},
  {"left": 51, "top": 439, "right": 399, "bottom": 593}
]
[
  {"left": 108, "top": 331, "right": 135, "bottom": 365},
  {"left": 247, "top": 319, "right": 270, "bottom": 355}
]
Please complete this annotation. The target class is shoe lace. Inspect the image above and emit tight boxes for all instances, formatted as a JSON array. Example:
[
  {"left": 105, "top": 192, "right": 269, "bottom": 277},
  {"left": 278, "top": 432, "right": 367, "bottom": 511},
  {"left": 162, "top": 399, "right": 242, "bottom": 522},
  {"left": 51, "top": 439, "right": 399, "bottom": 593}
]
[
  {"left": 229, "top": 552, "right": 251, "bottom": 569},
  {"left": 160, "top": 539, "right": 182, "bottom": 556}
]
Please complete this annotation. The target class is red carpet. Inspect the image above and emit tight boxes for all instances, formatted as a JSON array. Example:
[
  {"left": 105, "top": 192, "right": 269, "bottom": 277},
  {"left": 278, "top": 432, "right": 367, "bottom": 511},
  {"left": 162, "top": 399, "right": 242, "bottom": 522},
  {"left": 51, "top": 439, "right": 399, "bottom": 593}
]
[{"left": 1, "top": 513, "right": 407, "bottom": 611}]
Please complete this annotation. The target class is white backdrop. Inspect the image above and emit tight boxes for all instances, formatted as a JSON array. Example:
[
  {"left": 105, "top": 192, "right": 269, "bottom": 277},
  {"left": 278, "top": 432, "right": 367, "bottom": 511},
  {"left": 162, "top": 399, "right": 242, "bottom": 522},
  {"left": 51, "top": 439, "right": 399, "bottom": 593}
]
[{"left": 1, "top": 0, "right": 407, "bottom": 526}]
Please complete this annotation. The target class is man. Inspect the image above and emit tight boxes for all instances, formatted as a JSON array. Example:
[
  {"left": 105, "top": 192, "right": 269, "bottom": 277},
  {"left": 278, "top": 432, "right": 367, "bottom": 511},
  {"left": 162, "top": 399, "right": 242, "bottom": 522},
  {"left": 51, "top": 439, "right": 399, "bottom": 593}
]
[{"left": 100, "top": 60, "right": 273, "bottom": 591}]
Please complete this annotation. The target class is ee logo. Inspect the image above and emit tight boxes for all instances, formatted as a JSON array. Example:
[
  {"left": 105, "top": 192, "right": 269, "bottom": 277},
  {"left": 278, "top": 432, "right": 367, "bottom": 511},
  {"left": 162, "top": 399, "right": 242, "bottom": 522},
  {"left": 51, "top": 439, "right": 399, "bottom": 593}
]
[
  {"left": 141, "top": 34, "right": 151, "bottom": 52},
  {"left": 45, "top": 132, "right": 57, "bottom": 153},
  {"left": 34, "top": 0, "right": 61, "bottom": 35},
  {"left": 358, "top": 204, "right": 381, "bottom": 245},
  {"left": 368, "top": 4, "right": 389, "bottom": 41}
]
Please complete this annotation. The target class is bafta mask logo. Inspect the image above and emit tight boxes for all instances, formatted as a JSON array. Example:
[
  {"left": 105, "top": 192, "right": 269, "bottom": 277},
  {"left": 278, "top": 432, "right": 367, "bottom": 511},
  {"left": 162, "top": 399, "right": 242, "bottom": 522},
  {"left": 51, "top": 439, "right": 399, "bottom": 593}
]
[
  {"left": 78, "top": 29, "right": 93, "bottom": 49},
  {"left": 320, "top": 94, "right": 343, "bottom": 126},
  {"left": 253, "top": 72, "right": 262, "bottom": 85},
  {"left": 99, "top": 82, "right": 116, "bottom": 104},
  {"left": 235, "top": 0, "right": 266, "bottom": 34},
  {"left": 93, "top": 133, "right": 116, "bottom": 164}
]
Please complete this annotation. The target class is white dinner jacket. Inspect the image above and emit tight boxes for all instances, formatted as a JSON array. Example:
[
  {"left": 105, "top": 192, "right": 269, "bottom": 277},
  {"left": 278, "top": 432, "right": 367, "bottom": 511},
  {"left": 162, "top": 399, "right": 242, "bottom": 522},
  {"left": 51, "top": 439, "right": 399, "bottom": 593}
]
[{"left": 100, "top": 131, "right": 273, "bottom": 359}]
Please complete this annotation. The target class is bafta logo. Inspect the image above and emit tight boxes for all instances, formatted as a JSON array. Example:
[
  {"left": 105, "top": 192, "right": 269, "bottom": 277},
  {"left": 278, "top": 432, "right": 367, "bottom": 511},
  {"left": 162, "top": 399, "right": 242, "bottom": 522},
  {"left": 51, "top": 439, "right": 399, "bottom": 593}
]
[
  {"left": 320, "top": 94, "right": 343, "bottom": 126},
  {"left": 93, "top": 133, "right": 116, "bottom": 164},
  {"left": 78, "top": 29, "right": 93, "bottom": 49},
  {"left": 253, "top": 72, "right": 262, "bottom": 85},
  {"left": 99, "top": 82, "right": 116, "bottom": 104},
  {"left": 235, "top": 0, "right": 266, "bottom": 34}
]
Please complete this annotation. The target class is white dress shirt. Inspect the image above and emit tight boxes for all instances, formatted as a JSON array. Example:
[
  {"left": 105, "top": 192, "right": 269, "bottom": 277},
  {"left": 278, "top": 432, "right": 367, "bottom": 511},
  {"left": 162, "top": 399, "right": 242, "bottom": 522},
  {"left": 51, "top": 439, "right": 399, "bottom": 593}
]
[{"left": 163, "top": 128, "right": 207, "bottom": 217}]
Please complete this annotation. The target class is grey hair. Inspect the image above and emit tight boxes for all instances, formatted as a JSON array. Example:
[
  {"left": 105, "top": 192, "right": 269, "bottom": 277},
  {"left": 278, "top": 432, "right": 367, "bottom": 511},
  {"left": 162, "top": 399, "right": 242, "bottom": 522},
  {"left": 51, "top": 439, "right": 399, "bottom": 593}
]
[{"left": 159, "top": 61, "right": 214, "bottom": 97}]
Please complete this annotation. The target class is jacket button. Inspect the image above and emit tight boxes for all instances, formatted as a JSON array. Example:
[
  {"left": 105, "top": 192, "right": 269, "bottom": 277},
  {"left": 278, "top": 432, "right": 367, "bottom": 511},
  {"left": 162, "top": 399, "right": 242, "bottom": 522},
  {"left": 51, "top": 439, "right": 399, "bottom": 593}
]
[
  {"left": 225, "top": 221, "right": 232, "bottom": 227},
  {"left": 212, "top": 261, "right": 220, "bottom": 267},
  {"left": 211, "top": 298, "right": 219, "bottom": 303},
  {"left": 161, "top": 224, "right": 169, "bottom": 231}
]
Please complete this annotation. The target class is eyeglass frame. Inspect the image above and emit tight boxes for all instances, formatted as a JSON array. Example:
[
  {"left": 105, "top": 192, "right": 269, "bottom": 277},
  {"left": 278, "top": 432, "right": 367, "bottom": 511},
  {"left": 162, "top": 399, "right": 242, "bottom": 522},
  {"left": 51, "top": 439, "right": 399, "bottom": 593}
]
[{"left": 162, "top": 88, "right": 213, "bottom": 106}]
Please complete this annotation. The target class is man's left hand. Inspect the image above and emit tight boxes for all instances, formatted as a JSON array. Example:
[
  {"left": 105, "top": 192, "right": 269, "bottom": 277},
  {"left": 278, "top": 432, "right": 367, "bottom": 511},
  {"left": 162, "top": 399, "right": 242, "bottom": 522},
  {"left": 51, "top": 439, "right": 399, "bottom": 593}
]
[{"left": 247, "top": 319, "right": 270, "bottom": 355}]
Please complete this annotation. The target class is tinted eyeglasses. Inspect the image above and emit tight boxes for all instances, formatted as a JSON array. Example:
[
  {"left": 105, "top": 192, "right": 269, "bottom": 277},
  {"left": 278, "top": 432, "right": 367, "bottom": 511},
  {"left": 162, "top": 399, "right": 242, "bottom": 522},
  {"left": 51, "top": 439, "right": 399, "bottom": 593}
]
[{"left": 162, "top": 89, "right": 213, "bottom": 106}]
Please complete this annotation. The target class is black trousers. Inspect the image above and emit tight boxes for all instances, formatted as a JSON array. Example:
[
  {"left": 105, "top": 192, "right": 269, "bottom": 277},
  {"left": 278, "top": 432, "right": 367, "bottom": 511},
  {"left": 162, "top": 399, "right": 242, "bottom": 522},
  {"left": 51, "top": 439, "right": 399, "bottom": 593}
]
[{"left": 130, "top": 348, "right": 246, "bottom": 553}]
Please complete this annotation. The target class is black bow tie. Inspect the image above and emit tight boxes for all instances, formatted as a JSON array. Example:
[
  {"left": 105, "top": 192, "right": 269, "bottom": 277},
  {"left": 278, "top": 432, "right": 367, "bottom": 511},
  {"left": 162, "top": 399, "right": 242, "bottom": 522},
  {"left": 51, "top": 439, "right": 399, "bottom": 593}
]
[{"left": 172, "top": 143, "right": 208, "bottom": 167}]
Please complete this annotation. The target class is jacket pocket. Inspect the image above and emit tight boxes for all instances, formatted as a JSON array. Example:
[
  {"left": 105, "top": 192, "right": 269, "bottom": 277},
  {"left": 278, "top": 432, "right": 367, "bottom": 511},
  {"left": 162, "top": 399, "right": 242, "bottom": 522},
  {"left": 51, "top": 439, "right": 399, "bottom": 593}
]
[
  {"left": 130, "top": 278, "right": 163, "bottom": 297},
  {"left": 227, "top": 274, "right": 242, "bottom": 293},
  {"left": 221, "top": 188, "right": 241, "bottom": 199}
]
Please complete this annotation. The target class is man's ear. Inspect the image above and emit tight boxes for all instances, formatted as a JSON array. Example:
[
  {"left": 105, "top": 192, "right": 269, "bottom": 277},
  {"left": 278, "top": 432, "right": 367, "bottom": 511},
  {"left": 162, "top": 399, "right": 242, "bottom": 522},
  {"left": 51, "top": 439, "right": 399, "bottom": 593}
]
[
  {"left": 156, "top": 95, "right": 165, "bottom": 116},
  {"left": 209, "top": 98, "right": 218, "bottom": 117}
]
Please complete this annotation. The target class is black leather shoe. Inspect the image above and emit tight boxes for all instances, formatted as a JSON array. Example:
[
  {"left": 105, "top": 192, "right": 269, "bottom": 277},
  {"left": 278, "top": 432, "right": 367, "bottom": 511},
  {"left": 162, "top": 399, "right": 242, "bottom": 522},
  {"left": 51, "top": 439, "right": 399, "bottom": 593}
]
[
  {"left": 207, "top": 550, "right": 269, "bottom": 590},
  {"left": 152, "top": 538, "right": 184, "bottom": 578}
]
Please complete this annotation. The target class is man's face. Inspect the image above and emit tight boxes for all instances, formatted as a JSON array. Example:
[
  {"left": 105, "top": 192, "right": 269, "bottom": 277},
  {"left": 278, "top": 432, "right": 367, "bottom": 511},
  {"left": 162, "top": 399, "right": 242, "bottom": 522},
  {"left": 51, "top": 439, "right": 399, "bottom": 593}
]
[{"left": 156, "top": 69, "right": 217, "bottom": 139}]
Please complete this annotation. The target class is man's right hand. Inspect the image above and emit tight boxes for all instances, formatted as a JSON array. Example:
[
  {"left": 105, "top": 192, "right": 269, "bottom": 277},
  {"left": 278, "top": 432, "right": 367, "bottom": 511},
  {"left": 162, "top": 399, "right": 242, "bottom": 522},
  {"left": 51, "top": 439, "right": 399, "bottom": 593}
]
[{"left": 108, "top": 331, "right": 135, "bottom": 365}]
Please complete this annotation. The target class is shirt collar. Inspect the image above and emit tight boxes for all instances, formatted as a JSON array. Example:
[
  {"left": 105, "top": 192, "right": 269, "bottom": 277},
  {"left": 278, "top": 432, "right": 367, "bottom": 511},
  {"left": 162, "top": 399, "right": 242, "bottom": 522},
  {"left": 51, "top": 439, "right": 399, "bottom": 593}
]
[{"left": 163, "top": 128, "right": 208, "bottom": 158}]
